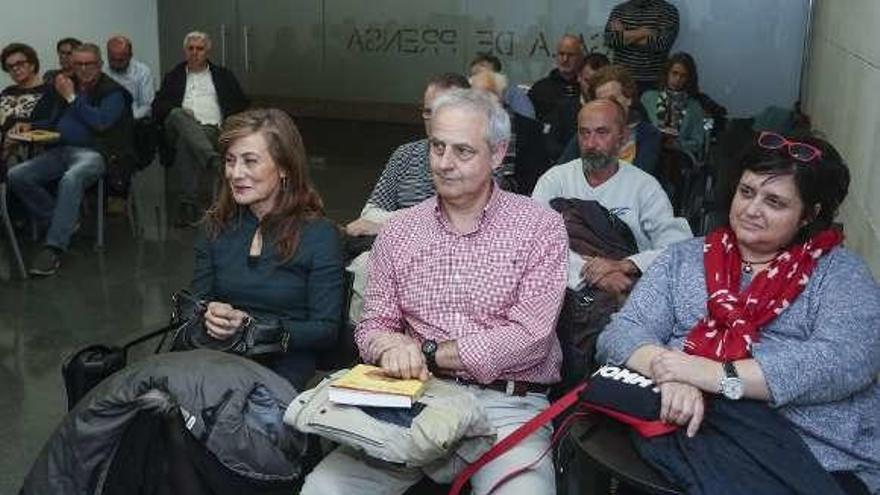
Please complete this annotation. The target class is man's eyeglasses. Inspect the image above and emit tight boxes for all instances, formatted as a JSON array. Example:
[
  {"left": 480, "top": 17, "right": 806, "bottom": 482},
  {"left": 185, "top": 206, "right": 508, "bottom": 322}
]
[
  {"left": 419, "top": 107, "right": 432, "bottom": 120},
  {"left": 757, "top": 131, "right": 822, "bottom": 163}
]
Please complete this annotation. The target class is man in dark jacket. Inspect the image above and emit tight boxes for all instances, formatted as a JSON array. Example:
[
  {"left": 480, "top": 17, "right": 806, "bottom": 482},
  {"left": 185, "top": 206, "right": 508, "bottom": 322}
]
[
  {"left": 152, "top": 31, "right": 248, "bottom": 226},
  {"left": 8, "top": 43, "right": 135, "bottom": 276},
  {"left": 528, "top": 34, "right": 584, "bottom": 165}
]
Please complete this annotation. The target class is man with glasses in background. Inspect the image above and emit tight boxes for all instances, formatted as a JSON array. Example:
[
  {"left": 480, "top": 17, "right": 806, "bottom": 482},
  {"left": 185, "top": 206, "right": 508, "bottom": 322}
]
[{"left": 8, "top": 43, "right": 135, "bottom": 276}]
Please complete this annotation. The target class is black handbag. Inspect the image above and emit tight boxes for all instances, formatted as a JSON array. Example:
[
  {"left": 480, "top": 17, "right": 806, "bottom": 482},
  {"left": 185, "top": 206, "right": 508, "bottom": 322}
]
[
  {"left": 62, "top": 325, "right": 173, "bottom": 410},
  {"left": 169, "top": 290, "right": 290, "bottom": 357}
]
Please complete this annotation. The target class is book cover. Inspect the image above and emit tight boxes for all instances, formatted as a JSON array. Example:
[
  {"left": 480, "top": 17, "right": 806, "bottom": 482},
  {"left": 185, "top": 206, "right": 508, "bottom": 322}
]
[{"left": 329, "top": 364, "right": 425, "bottom": 408}]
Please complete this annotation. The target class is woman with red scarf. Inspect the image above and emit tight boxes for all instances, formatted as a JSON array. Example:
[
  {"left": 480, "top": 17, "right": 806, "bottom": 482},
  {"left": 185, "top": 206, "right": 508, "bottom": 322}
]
[{"left": 596, "top": 133, "right": 879, "bottom": 495}]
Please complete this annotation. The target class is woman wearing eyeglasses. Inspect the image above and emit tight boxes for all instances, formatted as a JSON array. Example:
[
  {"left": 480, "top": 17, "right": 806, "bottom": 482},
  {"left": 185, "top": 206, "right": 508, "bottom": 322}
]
[
  {"left": 1, "top": 43, "right": 48, "bottom": 166},
  {"left": 596, "top": 134, "right": 879, "bottom": 494}
]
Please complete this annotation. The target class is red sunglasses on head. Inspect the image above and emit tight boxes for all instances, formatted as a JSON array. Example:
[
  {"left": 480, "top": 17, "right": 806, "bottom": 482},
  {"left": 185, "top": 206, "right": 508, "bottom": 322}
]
[{"left": 757, "top": 131, "right": 823, "bottom": 163}]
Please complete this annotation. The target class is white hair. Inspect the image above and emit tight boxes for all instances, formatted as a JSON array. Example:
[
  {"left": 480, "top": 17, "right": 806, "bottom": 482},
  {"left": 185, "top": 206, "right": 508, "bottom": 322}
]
[
  {"left": 430, "top": 88, "right": 511, "bottom": 150},
  {"left": 183, "top": 31, "right": 211, "bottom": 49}
]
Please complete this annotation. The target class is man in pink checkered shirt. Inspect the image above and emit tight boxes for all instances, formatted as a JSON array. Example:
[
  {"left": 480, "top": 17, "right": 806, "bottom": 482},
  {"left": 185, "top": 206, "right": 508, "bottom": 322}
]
[{"left": 302, "top": 89, "right": 568, "bottom": 494}]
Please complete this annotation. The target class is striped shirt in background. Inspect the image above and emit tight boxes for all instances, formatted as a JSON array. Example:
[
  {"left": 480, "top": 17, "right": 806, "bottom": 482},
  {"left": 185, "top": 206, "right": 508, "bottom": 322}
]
[
  {"left": 604, "top": 0, "right": 679, "bottom": 84},
  {"left": 366, "top": 139, "right": 435, "bottom": 212}
]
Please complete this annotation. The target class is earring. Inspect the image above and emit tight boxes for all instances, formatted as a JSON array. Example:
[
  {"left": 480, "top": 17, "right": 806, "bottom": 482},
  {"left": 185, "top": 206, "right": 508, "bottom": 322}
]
[{"left": 281, "top": 176, "right": 289, "bottom": 191}]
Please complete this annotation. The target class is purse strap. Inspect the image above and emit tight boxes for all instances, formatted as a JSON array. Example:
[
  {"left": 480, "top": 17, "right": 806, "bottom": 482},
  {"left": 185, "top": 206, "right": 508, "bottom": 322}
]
[{"left": 447, "top": 382, "right": 587, "bottom": 495}]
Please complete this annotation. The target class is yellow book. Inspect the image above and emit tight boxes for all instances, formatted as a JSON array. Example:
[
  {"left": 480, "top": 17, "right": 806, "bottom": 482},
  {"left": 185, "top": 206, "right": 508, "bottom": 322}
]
[{"left": 329, "top": 364, "right": 426, "bottom": 408}]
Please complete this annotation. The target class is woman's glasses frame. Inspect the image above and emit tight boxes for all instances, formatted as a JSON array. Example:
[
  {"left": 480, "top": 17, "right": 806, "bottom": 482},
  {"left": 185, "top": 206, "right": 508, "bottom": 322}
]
[{"left": 757, "top": 131, "right": 823, "bottom": 163}]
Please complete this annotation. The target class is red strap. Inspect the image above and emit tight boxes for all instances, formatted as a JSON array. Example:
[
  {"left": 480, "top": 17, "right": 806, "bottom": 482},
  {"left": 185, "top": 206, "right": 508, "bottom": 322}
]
[
  {"left": 580, "top": 402, "right": 678, "bottom": 437},
  {"left": 447, "top": 383, "right": 586, "bottom": 495}
]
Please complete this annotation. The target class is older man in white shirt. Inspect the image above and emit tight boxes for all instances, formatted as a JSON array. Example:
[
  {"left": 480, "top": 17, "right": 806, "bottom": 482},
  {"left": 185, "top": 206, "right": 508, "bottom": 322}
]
[{"left": 152, "top": 31, "right": 248, "bottom": 226}]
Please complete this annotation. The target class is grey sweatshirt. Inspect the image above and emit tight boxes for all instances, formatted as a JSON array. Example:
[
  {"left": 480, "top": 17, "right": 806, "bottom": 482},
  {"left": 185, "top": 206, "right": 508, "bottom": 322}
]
[{"left": 597, "top": 237, "right": 880, "bottom": 492}]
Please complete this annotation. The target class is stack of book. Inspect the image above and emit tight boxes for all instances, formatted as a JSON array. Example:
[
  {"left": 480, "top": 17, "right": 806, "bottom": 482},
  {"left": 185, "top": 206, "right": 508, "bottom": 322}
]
[{"left": 328, "top": 364, "right": 426, "bottom": 409}]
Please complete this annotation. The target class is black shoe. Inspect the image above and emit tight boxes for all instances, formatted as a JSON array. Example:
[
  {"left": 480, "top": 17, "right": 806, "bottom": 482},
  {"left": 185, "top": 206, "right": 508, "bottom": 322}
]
[{"left": 29, "top": 247, "right": 61, "bottom": 276}]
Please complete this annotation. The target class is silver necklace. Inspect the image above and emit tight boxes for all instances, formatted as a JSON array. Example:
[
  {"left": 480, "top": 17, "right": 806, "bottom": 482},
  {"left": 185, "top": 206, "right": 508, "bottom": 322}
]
[{"left": 741, "top": 256, "right": 776, "bottom": 274}]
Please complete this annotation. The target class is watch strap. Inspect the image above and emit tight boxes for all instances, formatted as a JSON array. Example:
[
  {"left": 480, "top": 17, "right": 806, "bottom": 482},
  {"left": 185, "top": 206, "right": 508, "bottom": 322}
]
[
  {"left": 422, "top": 340, "right": 438, "bottom": 372},
  {"left": 723, "top": 361, "right": 738, "bottom": 378}
]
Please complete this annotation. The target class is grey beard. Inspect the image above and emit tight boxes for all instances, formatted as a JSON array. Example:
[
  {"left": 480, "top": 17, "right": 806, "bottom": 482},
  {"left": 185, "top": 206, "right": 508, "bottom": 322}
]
[{"left": 581, "top": 151, "right": 616, "bottom": 174}]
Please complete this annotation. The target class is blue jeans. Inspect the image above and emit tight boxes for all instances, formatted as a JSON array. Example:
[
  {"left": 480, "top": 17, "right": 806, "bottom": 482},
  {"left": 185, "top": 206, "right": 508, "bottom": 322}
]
[{"left": 7, "top": 146, "right": 105, "bottom": 251}]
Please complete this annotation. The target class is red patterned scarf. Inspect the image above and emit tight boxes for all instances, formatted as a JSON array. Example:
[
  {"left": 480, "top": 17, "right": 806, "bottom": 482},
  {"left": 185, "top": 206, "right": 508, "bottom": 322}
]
[{"left": 683, "top": 226, "right": 844, "bottom": 361}]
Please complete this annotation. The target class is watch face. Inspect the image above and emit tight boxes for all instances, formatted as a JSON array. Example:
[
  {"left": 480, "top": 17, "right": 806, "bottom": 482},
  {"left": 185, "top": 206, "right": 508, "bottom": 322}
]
[
  {"left": 422, "top": 340, "right": 437, "bottom": 354},
  {"left": 721, "top": 378, "right": 744, "bottom": 400}
]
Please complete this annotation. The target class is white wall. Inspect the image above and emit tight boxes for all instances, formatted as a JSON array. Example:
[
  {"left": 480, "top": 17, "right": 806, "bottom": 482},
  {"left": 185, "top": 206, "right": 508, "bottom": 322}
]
[
  {"left": 0, "top": 0, "right": 159, "bottom": 89},
  {"left": 669, "top": 0, "right": 808, "bottom": 117},
  {"left": 803, "top": 1, "right": 880, "bottom": 276}
]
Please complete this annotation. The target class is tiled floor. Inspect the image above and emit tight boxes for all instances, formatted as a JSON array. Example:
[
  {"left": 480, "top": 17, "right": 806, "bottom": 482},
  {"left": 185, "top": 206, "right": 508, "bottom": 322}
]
[{"left": 0, "top": 117, "right": 422, "bottom": 492}]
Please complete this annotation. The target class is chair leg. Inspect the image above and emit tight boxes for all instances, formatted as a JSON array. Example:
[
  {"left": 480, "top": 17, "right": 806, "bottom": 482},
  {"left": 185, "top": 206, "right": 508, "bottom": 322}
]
[
  {"left": 127, "top": 192, "right": 140, "bottom": 238},
  {"left": 1, "top": 184, "right": 27, "bottom": 279},
  {"left": 95, "top": 177, "right": 104, "bottom": 251}
]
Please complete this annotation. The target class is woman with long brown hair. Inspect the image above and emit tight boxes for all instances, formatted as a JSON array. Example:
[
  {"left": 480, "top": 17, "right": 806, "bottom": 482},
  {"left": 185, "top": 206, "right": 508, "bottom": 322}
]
[{"left": 191, "top": 108, "right": 343, "bottom": 389}]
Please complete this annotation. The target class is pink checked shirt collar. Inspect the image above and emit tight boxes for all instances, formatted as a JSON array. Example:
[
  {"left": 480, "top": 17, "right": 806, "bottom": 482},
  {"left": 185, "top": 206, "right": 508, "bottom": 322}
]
[{"left": 430, "top": 183, "right": 503, "bottom": 236}]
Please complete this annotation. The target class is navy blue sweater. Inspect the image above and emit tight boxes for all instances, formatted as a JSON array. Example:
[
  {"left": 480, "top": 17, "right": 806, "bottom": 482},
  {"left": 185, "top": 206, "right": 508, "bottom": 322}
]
[
  {"left": 192, "top": 211, "right": 344, "bottom": 389},
  {"left": 33, "top": 77, "right": 127, "bottom": 147}
]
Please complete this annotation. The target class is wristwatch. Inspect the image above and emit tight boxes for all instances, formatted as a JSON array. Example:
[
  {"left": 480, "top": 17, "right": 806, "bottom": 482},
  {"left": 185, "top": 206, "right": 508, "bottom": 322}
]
[
  {"left": 719, "top": 361, "right": 744, "bottom": 400},
  {"left": 421, "top": 339, "right": 438, "bottom": 373}
]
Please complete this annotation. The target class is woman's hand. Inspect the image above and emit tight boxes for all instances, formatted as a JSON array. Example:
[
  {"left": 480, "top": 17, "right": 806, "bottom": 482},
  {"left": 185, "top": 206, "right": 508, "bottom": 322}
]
[
  {"left": 658, "top": 381, "right": 705, "bottom": 437},
  {"left": 651, "top": 349, "right": 723, "bottom": 393},
  {"left": 204, "top": 302, "right": 249, "bottom": 340}
]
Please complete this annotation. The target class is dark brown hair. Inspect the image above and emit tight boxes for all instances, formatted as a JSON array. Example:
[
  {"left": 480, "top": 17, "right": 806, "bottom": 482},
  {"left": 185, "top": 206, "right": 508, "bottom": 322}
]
[
  {"left": 2, "top": 42, "right": 40, "bottom": 74},
  {"left": 56, "top": 37, "right": 82, "bottom": 52},
  {"left": 583, "top": 52, "right": 610, "bottom": 72},
  {"left": 588, "top": 64, "right": 637, "bottom": 101},
  {"left": 659, "top": 52, "right": 699, "bottom": 96},
  {"left": 206, "top": 108, "right": 324, "bottom": 262},
  {"left": 729, "top": 134, "right": 849, "bottom": 243},
  {"left": 469, "top": 52, "right": 502, "bottom": 72}
]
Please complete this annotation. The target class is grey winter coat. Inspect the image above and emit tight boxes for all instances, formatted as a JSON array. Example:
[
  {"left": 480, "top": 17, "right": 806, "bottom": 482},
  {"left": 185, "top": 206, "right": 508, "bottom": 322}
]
[{"left": 20, "top": 350, "right": 306, "bottom": 495}]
